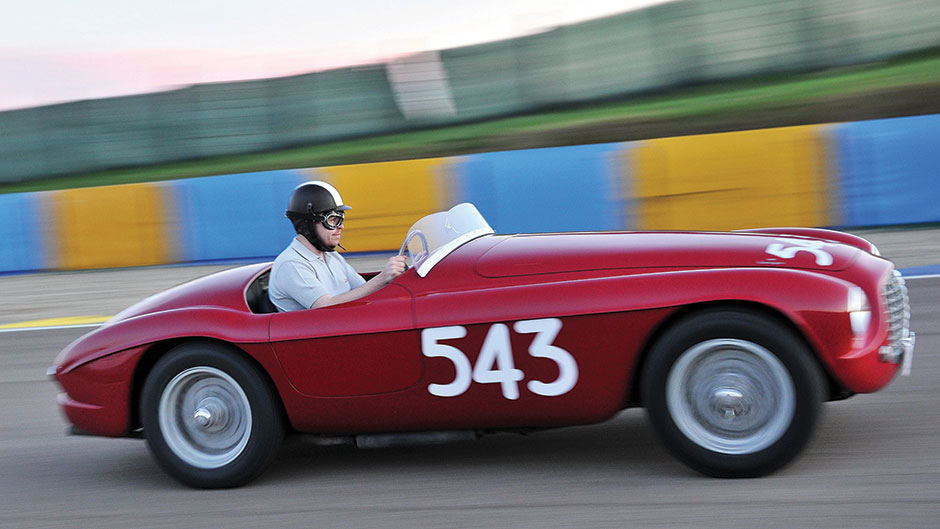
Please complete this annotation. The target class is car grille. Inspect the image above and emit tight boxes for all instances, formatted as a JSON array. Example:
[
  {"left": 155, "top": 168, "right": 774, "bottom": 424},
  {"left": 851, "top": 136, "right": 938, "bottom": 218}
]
[{"left": 882, "top": 270, "right": 912, "bottom": 357}]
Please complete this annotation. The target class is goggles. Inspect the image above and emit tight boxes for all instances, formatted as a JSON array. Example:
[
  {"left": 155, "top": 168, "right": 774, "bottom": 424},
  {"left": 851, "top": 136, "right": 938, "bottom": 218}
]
[{"left": 318, "top": 210, "right": 345, "bottom": 230}]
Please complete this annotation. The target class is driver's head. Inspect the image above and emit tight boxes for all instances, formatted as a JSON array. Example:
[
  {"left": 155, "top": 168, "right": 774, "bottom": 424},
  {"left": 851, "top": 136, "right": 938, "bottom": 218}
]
[{"left": 285, "top": 181, "right": 350, "bottom": 252}]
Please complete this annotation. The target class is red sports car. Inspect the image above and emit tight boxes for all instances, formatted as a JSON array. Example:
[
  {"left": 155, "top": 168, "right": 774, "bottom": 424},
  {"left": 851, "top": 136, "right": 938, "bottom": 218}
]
[{"left": 49, "top": 203, "right": 914, "bottom": 488}]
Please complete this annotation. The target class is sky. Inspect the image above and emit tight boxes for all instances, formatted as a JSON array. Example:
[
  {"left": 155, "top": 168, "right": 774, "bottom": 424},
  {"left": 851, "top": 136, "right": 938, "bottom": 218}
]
[{"left": 0, "top": 0, "right": 675, "bottom": 111}]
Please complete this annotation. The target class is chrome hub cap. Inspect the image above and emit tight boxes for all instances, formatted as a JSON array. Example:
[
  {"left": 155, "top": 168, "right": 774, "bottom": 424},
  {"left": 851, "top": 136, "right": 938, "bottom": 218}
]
[
  {"left": 192, "top": 397, "right": 227, "bottom": 430},
  {"left": 712, "top": 388, "right": 747, "bottom": 420},
  {"left": 158, "top": 367, "right": 252, "bottom": 469},
  {"left": 666, "top": 339, "right": 795, "bottom": 454}
]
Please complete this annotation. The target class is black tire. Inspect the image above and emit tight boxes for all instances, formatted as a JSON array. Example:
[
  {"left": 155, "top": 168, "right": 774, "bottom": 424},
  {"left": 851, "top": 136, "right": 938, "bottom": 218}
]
[
  {"left": 140, "top": 341, "right": 284, "bottom": 488},
  {"left": 640, "top": 309, "right": 825, "bottom": 478}
]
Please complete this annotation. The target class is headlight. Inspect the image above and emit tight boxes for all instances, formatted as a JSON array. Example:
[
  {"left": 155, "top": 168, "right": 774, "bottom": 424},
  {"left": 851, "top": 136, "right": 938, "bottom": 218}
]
[{"left": 848, "top": 286, "right": 871, "bottom": 337}]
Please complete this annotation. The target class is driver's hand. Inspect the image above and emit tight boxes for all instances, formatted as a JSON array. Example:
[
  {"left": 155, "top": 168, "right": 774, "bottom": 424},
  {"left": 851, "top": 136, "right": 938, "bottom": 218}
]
[{"left": 379, "top": 255, "right": 407, "bottom": 284}]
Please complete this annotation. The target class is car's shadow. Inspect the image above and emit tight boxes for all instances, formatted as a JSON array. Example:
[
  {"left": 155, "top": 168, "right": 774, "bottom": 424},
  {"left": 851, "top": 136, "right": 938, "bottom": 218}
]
[
  {"left": 266, "top": 410, "right": 691, "bottom": 483},
  {"left": 51, "top": 402, "right": 884, "bottom": 490}
]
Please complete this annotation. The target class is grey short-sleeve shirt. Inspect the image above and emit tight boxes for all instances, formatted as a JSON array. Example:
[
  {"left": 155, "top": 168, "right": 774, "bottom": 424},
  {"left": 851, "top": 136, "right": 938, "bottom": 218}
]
[{"left": 268, "top": 238, "right": 366, "bottom": 311}]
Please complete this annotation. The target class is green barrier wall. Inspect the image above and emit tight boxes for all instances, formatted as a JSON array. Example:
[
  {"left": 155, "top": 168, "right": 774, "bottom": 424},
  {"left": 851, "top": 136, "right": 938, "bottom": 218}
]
[
  {"left": 439, "top": 40, "right": 529, "bottom": 120},
  {"left": 1, "top": 0, "right": 938, "bottom": 183}
]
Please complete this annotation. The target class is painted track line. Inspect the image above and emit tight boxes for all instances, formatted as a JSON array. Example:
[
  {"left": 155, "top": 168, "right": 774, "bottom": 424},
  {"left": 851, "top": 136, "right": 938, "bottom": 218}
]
[
  {"left": 0, "top": 316, "right": 110, "bottom": 334},
  {"left": 906, "top": 274, "right": 940, "bottom": 280},
  {"left": 0, "top": 323, "right": 105, "bottom": 334}
]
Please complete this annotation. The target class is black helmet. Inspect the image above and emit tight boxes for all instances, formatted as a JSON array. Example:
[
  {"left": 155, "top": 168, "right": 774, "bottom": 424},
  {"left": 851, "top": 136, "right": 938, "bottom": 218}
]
[
  {"left": 286, "top": 181, "right": 351, "bottom": 218},
  {"left": 285, "top": 181, "right": 350, "bottom": 252}
]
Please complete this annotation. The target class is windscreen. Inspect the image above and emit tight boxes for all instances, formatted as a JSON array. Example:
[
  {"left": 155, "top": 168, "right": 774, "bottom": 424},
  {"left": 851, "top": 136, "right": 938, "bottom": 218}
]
[{"left": 402, "top": 203, "right": 494, "bottom": 277}]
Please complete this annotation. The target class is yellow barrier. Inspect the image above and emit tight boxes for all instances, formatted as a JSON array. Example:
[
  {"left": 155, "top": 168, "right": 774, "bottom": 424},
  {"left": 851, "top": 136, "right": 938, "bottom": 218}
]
[
  {"left": 315, "top": 159, "right": 454, "bottom": 252},
  {"left": 629, "top": 125, "right": 831, "bottom": 230},
  {"left": 51, "top": 183, "right": 174, "bottom": 270}
]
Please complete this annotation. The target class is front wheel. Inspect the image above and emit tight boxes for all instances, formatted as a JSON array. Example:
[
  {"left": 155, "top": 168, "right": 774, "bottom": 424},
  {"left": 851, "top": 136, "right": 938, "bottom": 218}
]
[
  {"left": 641, "top": 309, "right": 825, "bottom": 477},
  {"left": 140, "top": 341, "right": 284, "bottom": 488}
]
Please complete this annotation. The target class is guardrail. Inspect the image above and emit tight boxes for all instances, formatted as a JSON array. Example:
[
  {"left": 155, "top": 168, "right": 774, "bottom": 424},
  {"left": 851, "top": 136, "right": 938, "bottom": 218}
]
[{"left": 1, "top": 113, "right": 937, "bottom": 274}]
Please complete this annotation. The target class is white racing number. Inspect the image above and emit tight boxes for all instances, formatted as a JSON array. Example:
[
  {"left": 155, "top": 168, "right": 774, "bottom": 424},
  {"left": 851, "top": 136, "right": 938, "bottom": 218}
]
[
  {"left": 472, "top": 324, "right": 525, "bottom": 400},
  {"left": 421, "top": 318, "right": 578, "bottom": 400},
  {"left": 515, "top": 318, "right": 578, "bottom": 396},
  {"left": 421, "top": 326, "right": 472, "bottom": 397},
  {"left": 765, "top": 238, "right": 834, "bottom": 266}
]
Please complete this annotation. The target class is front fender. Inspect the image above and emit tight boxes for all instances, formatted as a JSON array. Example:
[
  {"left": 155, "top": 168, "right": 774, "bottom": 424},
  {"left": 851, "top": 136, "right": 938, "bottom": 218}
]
[
  {"left": 738, "top": 227, "right": 878, "bottom": 254},
  {"left": 602, "top": 267, "right": 893, "bottom": 393}
]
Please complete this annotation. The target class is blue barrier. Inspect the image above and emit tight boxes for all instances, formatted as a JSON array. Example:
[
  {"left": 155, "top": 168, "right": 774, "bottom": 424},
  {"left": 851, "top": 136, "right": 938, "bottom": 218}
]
[
  {"left": 453, "top": 143, "right": 628, "bottom": 234},
  {"left": 171, "top": 170, "right": 309, "bottom": 262},
  {"left": 831, "top": 114, "right": 940, "bottom": 227},
  {"left": 0, "top": 192, "right": 45, "bottom": 274}
]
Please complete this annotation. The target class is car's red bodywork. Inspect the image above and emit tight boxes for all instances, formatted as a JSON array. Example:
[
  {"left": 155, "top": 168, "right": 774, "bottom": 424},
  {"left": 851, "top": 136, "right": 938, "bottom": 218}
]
[{"left": 52, "top": 227, "right": 905, "bottom": 440}]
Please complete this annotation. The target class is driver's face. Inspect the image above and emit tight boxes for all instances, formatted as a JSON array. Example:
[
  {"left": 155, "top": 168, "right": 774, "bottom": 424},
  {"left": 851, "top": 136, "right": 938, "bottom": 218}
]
[{"left": 315, "top": 220, "right": 342, "bottom": 247}]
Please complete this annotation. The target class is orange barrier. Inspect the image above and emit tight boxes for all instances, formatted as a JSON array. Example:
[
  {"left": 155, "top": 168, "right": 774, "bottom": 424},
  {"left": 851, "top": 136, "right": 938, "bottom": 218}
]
[
  {"left": 50, "top": 183, "right": 174, "bottom": 270},
  {"left": 629, "top": 125, "right": 831, "bottom": 231}
]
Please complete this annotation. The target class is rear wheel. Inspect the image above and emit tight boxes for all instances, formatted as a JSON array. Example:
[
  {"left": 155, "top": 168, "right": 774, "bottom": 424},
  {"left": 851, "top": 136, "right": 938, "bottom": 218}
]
[
  {"left": 641, "top": 309, "right": 825, "bottom": 477},
  {"left": 140, "top": 341, "right": 283, "bottom": 488}
]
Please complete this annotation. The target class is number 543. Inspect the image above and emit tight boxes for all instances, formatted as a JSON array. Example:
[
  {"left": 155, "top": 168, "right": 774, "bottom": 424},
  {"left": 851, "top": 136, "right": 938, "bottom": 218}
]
[{"left": 421, "top": 318, "right": 579, "bottom": 400}]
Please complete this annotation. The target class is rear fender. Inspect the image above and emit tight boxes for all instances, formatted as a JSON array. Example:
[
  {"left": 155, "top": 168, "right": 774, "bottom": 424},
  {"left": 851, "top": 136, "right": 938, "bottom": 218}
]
[{"left": 55, "top": 307, "right": 272, "bottom": 374}]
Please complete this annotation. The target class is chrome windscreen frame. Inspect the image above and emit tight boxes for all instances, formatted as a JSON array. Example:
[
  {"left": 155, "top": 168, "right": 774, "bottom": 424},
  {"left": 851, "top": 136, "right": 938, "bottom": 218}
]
[{"left": 399, "top": 203, "right": 495, "bottom": 277}]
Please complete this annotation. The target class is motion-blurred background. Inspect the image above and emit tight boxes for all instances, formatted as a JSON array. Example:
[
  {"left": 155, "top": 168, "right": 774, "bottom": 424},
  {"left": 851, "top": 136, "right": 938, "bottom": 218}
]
[{"left": 1, "top": 0, "right": 938, "bottom": 273}]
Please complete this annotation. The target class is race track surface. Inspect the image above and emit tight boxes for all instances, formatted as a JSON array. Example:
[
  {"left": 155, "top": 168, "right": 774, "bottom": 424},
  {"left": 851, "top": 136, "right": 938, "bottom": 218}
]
[{"left": 1, "top": 270, "right": 937, "bottom": 527}]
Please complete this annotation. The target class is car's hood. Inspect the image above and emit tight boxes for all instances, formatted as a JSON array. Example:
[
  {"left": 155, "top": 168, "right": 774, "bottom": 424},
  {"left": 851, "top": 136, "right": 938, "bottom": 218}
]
[
  {"left": 475, "top": 231, "right": 861, "bottom": 278},
  {"left": 108, "top": 262, "right": 270, "bottom": 323}
]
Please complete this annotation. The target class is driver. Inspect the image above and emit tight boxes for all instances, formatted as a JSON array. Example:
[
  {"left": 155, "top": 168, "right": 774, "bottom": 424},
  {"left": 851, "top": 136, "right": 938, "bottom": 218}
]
[{"left": 268, "top": 181, "right": 406, "bottom": 311}]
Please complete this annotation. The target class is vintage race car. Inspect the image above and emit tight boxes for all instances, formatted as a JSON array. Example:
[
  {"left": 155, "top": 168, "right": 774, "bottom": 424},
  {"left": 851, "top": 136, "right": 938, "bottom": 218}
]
[{"left": 49, "top": 203, "right": 915, "bottom": 488}]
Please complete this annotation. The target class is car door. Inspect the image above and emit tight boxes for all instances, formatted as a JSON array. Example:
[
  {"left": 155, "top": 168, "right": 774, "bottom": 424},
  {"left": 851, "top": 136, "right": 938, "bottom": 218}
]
[
  {"left": 268, "top": 283, "right": 420, "bottom": 397},
  {"left": 407, "top": 277, "right": 656, "bottom": 429}
]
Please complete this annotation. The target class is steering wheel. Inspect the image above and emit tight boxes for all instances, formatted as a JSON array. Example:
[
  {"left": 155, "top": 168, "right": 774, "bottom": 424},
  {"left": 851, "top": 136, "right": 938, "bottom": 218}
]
[{"left": 398, "top": 229, "right": 429, "bottom": 272}]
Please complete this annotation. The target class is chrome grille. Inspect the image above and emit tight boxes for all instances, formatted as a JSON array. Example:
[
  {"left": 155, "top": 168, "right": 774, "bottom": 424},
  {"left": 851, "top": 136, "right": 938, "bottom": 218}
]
[{"left": 882, "top": 270, "right": 912, "bottom": 358}]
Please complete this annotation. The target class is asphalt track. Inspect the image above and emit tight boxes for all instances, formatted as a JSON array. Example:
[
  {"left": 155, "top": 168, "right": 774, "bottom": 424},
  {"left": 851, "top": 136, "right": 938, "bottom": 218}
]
[{"left": 1, "top": 228, "right": 938, "bottom": 528}]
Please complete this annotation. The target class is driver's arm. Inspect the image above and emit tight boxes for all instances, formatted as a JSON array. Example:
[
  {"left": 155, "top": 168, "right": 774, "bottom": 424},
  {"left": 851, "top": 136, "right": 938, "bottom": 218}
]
[{"left": 311, "top": 255, "right": 407, "bottom": 308}]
